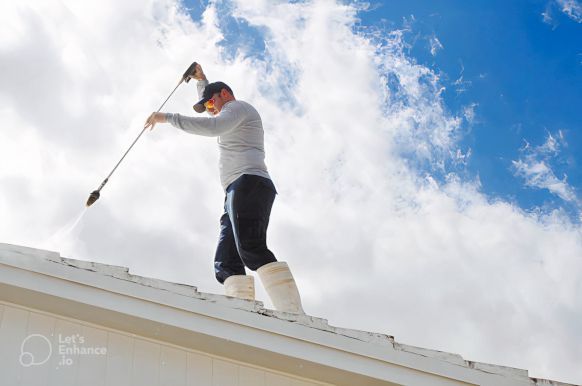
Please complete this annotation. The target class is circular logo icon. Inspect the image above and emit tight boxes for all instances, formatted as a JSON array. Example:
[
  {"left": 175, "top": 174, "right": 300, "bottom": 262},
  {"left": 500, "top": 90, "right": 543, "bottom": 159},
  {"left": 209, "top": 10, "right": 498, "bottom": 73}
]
[{"left": 20, "top": 334, "right": 52, "bottom": 367}]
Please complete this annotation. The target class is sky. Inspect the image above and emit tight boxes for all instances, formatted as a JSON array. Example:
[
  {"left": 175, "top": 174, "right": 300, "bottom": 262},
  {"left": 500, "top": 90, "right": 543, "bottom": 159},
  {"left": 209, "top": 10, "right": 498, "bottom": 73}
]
[{"left": 0, "top": 0, "right": 581, "bottom": 384}]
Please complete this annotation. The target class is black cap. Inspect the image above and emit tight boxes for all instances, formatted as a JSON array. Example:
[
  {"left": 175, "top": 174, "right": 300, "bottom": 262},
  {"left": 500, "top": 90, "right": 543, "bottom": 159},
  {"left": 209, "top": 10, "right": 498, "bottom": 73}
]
[{"left": 193, "top": 81, "right": 233, "bottom": 113}]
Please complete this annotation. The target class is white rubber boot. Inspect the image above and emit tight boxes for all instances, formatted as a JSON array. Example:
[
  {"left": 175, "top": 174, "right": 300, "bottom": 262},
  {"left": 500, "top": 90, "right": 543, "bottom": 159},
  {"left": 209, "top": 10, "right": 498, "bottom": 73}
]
[
  {"left": 257, "top": 262, "right": 305, "bottom": 314},
  {"left": 224, "top": 275, "right": 255, "bottom": 301}
]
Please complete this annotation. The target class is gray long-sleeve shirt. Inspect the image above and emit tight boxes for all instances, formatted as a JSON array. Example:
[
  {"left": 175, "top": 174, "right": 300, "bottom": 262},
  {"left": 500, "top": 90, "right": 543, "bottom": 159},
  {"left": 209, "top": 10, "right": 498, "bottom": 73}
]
[{"left": 166, "top": 80, "right": 271, "bottom": 191}]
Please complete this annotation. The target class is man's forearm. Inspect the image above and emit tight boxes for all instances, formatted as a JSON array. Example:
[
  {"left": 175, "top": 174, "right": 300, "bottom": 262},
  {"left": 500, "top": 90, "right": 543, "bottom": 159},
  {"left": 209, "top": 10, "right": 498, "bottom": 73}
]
[{"left": 197, "top": 79, "right": 209, "bottom": 99}]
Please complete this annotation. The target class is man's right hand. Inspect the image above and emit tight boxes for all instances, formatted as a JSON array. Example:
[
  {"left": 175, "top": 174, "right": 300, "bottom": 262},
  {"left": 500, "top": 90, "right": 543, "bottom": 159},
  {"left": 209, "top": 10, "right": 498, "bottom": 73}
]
[{"left": 192, "top": 63, "right": 206, "bottom": 81}]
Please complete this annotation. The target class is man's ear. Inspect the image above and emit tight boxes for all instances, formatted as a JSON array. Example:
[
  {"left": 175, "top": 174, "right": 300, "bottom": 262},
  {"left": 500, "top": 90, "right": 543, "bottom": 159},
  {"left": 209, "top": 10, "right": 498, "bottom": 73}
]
[{"left": 221, "top": 89, "right": 232, "bottom": 99}]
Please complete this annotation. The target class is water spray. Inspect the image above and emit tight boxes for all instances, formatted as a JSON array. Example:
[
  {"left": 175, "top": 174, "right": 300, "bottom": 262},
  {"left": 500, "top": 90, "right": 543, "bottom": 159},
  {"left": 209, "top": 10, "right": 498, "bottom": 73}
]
[{"left": 86, "top": 61, "right": 199, "bottom": 207}]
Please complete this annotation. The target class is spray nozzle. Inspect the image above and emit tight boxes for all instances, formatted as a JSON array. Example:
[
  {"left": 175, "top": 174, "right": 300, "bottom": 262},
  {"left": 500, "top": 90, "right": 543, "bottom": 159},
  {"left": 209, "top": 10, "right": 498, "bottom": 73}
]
[{"left": 86, "top": 190, "right": 100, "bottom": 207}]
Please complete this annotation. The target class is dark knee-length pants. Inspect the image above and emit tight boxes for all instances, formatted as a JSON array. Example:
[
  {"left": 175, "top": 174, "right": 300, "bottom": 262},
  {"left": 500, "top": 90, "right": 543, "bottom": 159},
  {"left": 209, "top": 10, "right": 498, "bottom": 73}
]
[{"left": 214, "top": 174, "right": 278, "bottom": 284}]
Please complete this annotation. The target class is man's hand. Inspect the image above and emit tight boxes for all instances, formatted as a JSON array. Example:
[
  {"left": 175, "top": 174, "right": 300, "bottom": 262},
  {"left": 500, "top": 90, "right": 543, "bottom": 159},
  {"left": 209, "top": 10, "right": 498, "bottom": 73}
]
[
  {"left": 192, "top": 63, "right": 206, "bottom": 81},
  {"left": 144, "top": 112, "right": 167, "bottom": 130}
]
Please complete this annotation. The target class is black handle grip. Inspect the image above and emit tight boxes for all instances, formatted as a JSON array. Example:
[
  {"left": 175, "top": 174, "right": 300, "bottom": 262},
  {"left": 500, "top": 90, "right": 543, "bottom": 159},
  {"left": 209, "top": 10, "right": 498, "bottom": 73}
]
[{"left": 183, "top": 61, "right": 198, "bottom": 83}]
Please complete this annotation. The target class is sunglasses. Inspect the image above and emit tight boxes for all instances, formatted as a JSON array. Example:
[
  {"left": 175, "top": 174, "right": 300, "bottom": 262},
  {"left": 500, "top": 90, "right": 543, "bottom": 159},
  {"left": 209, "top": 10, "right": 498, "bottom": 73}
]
[{"left": 204, "top": 98, "right": 215, "bottom": 110}]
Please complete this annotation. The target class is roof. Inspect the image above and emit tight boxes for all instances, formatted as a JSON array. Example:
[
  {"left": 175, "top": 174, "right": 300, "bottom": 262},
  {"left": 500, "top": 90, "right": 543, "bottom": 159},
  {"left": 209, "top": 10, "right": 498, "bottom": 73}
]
[{"left": 0, "top": 242, "right": 576, "bottom": 386}]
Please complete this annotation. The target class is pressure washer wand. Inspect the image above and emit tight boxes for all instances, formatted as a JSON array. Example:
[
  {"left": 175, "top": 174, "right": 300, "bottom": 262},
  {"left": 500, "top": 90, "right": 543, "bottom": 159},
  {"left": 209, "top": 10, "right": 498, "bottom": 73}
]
[{"left": 86, "top": 62, "right": 198, "bottom": 207}]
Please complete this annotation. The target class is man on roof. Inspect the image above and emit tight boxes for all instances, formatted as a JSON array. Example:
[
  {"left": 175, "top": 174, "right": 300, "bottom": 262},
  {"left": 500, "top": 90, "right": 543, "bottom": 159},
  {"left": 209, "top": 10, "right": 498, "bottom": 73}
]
[{"left": 144, "top": 63, "right": 304, "bottom": 314}]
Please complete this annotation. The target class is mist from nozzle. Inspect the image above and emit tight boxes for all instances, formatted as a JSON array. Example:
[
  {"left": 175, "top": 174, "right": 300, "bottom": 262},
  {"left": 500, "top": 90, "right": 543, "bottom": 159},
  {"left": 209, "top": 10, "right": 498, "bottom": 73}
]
[
  {"left": 86, "top": 190, "right": 100, "bottom": 207},
  {"left": 42, "top": 206, "right": 88, "bottom": 255}
]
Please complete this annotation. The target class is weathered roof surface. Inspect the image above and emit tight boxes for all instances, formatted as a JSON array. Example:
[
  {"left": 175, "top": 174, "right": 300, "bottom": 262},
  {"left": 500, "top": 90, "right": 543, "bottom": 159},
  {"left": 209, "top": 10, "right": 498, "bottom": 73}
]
[{"left": 0, "top": 242, "right": 577, "bottom": 386}]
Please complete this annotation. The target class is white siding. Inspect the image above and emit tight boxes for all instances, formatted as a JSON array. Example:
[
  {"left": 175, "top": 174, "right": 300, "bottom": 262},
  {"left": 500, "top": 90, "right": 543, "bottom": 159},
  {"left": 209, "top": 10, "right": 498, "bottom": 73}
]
[
  {"left": 187, "top": 352, "right": 212, "bottom": 386},
  {"left": 48, "top": 318, "right": 82, "bottom": 386},
  {"left": 266, "top": 372, "right": 294, "bottom": 386},
  {"left": 0, "top": 302, "right": 328, "bottom": 386},
  {"left": 0, "top": 304, "right": 29, "bottom": 385},
  {"left": 293, "top": 381, "right": 320, "bottom": 386},
  {"left": 77, "top": 324, "right": 108, "bottom": 386},
  {"left": 20, "top": 310, "right": 54, "bottom": 386},
  {"left": 131, "top": 338, "right": 161, "bottom": 386},
  {"left": 212, "top": 359, "right": 238, "bottom": 386},
  {"left": 160, "top": 346, "right": 188, "bottom": 386},
  {"left": 105, "top": 332, "right": 133, "bottom": 386},
  {"left": 239, "top": 366, "right": 266, "bottom": 386}
]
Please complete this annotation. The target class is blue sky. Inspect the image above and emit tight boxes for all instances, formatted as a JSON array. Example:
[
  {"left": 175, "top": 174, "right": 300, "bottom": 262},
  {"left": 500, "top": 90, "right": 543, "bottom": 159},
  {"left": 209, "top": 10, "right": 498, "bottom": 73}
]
[{"left": 186, "top": 0, "right": 582, "bottom": 219}]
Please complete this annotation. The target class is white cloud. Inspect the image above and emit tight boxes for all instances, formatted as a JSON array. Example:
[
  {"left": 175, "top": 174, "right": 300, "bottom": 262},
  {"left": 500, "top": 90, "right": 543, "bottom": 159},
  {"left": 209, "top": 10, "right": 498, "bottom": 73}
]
[
  {"left": 542, "top": 10, "right": 554, "bottom": 25},
  {"left": 1, "top": 1, "right": 581, "bottom": 384},
  {"left": 544, "top": 0, "right": 582, "bottom": 25},
  {"left": 429, "top": 35, "right": 443, "bottom": 56},
  {"left": 453, "top": 62, "right": 472, "bottom": 95},
  {"left": 513, "top": 159, "right": 577, "bottom": 202},
  {"left": 542, "top": 2, "right": 558, "bottom": 27},
  {"left": 463, "top": 102, "right": 477, "bottom": 124},
  {"left": 557, "top": 0, "right": 582, "bottom": 22},
  {"left": 512, "top": 132, "right": 580, "bottom": 206}
]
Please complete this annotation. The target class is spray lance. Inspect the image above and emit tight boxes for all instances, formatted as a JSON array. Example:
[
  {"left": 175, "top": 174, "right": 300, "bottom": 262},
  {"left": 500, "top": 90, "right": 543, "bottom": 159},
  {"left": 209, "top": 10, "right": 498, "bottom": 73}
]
[{"left": 85, "top": 61, "right": 199, "bottom": 207}]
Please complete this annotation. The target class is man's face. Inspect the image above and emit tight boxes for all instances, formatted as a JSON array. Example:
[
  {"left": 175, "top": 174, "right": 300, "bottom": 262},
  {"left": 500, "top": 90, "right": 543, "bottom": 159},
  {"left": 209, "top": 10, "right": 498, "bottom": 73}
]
[{"left": 205, "top": 90, "right": 226, "bottom": 115}]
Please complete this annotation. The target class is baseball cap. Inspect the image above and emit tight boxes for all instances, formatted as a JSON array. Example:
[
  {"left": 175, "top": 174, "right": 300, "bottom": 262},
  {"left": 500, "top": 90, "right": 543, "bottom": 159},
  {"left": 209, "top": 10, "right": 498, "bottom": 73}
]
[{"left": 193, "top": 81, "right": 233, "bottom": 113}]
